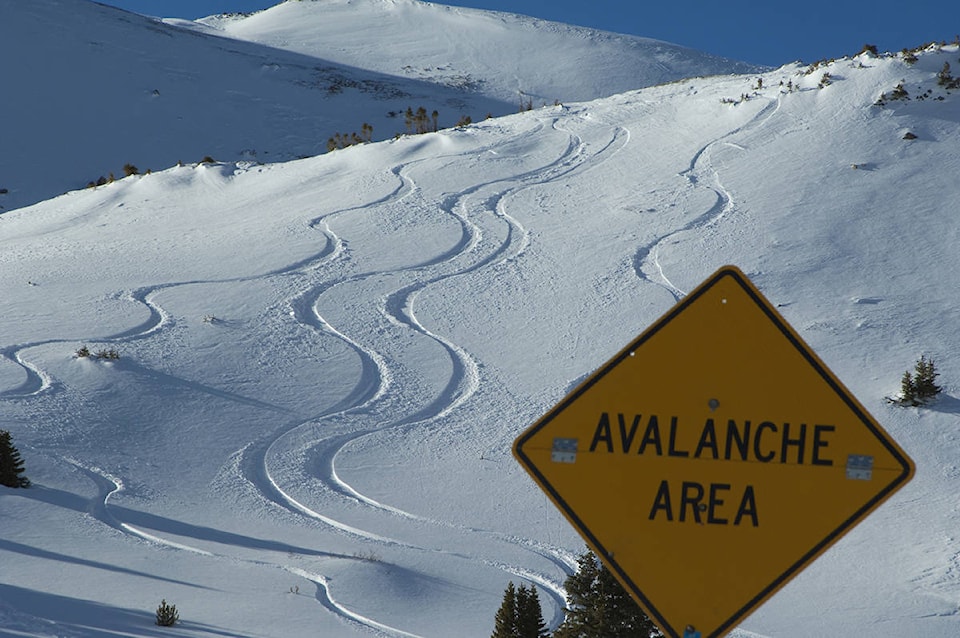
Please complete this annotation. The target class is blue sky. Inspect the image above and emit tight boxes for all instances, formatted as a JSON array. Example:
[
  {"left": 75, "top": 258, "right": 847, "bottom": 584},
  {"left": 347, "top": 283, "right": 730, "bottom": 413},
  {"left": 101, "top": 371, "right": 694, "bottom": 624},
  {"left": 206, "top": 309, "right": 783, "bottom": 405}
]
[{"left": 102, "top": 0, "right": 957, "bottom": 66}]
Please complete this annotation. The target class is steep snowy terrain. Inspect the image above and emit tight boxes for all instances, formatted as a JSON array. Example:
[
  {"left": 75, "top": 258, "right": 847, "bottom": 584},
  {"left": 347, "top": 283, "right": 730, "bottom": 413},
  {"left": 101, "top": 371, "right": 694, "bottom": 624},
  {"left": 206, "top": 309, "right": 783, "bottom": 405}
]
[
  {"left": 192, "top": 0, "right": 759, "bottom": 105},
  {"left": 0, "top": 0, "right": 755, "bottom": 213},
  {"left": 1, "top": 3, "right": 959, "bottom": 637}
]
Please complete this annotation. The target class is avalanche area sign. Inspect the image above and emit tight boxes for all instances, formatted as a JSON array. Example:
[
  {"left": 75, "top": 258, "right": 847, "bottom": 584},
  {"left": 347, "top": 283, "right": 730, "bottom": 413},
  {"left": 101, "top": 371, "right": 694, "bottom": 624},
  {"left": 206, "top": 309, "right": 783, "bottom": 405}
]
[{"left": 513, "top": 265, "right": 914, "bottom": 638}]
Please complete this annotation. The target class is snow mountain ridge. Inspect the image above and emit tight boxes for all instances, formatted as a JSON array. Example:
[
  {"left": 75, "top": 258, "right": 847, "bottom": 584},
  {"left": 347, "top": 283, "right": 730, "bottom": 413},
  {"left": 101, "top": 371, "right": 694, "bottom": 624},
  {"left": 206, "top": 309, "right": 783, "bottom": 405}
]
[{"left": 0, "top": 0, "right": 757, "bottom": 212}]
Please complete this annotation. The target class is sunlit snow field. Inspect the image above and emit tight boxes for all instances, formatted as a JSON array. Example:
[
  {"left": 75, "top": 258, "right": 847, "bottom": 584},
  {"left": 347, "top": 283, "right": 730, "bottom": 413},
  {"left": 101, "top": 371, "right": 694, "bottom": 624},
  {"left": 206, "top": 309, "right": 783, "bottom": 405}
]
[{"left": 1, "top": 2, "right": 959, "bottom": 637}]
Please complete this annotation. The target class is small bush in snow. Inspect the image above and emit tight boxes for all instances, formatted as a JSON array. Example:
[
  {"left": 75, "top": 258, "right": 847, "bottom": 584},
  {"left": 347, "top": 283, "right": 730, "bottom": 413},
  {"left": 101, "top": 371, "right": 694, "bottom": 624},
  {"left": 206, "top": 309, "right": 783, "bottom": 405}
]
[
  {"left": 897, "top": 355, "right": 942, "bottom": 406},
  {"left": 76, "top": 345, "right": 119, "bottom": 361},
  {"left": 352, "top": 550, "right": 382, "bottom": 562},
  {"left": 519, "top": 91, "right": 534, "bottom": 111},
  {"left": 155, "top": 599, "right": 179, "bottom": 627},
  {"left": 326, "top": 123, "right": 374, "bottom": 152},
  {"left": 123, "top": 163, "right": 139, "bottom": 177},
  {"left": 802, "top": 59, "right": 835, "bottom": 75},
  {"left": 93, "top": 348, "right": 120, "bottom": 361},
  {"left": 405, "top": 106, "right": 432, "bottom": 134},
  {"left": 937, "top": 62, "right": 960, "bottom": 89},
  {"left": 889, "top": 83, "right": 910, "bottom": 100}
]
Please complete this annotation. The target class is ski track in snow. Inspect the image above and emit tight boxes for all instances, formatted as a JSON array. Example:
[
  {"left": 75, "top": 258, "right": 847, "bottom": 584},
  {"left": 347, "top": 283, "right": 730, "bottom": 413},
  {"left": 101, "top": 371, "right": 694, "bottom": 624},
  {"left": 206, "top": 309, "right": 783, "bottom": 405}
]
[
  {"left": 239, "top": 113, "right": 630, "bottom": 619},
  {"left": 5, "top": 115, "right": 628, "bottom": 634},
  {"left": 0, "top": 214, "right": 342, "bottom": 399},
  {"left": 64, "top": 458, "right": 214, "bottom": 556},
  {"left": 0, "top": 343, "right": 53, "bottom": 397},
  {"left": 59, "top": 457, "right": 420, "bottom": 637},
  {"left": 287, "top": 566, "right": 423, "bottom": 638},
  {"left": 634, "top": 97, "right": 781, "bottom": 299},
  {"left": 318, "top": 116, "right": 626, "bottom": 504},
  {"left": 0, "top": 164, "right": 423, "bottom": 634}
]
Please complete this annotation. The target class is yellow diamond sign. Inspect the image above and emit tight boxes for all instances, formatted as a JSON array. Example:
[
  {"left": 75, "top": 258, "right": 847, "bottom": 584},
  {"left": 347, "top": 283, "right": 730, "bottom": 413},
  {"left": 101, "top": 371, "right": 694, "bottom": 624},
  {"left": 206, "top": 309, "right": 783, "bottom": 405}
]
[{"left": 514, "top": 266, "right": 914, "bottom": 638}]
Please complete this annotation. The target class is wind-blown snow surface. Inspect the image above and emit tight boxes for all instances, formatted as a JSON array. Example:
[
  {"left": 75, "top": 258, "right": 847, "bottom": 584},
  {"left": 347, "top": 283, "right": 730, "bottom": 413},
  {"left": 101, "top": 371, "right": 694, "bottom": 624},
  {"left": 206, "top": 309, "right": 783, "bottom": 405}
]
[
  {"left": 2, "top": 42, "right": 960, "bottom": 638},
  {"left": 193, "top": 0, "right": 759, "bottom": 105},
  {"left": 0, "top": 0, "right": 756, "bottom": 213}
]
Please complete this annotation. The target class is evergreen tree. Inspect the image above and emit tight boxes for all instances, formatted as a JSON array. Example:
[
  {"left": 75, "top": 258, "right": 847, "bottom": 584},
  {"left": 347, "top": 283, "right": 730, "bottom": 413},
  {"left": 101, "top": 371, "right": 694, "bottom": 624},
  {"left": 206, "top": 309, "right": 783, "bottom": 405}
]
[
  {"left": 492, "top": 581, "right": 549, "bottom": 638},
  {"left": 554, "top": 551, "right": 661, "bottom": 638},
  {"left": 913, "top": 355, "right": 941, "bottom": 400},
  {"left": 900, "top": 370, "right": 916, "bottom": 405},
  {"left": 937, "top": 61, "right": 953, "bottom": 86},
  {"left": 0, "top": 430, "right": 30, "bottom": 488},
  {"left": 492, "top": 581, "right": 518, "bottom": 638},
  {"left": 516, "top": 584, "right": 549, "bottom": 638},
  {"left": 899, "top": 355, "right": 942, "bottom": 406},
  {"left": 415, "top": 107, "right": 429, "bottom": 134}
]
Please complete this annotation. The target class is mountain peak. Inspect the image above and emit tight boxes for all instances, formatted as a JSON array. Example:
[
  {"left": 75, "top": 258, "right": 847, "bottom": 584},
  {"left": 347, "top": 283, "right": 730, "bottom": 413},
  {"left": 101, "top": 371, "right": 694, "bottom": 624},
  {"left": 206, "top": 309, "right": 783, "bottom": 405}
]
[{"left": 2, "top": 0, "right": 757, "bottom": 212}]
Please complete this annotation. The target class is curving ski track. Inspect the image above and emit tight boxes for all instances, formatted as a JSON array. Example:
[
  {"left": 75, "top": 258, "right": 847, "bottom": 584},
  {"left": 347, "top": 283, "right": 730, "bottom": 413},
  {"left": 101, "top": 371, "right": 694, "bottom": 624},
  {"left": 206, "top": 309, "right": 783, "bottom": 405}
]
[
  {"left": 59, "top": 457, "right": 422, "bottom": 636},
  {"left": 4, "top": 114, "right": 634, "bottom": 635},
  {"left": 633, "top": 97, "right": 781, "bottom": 299},
  {"left": 241, "top": 114, "right": 631, "bottom": 626}
]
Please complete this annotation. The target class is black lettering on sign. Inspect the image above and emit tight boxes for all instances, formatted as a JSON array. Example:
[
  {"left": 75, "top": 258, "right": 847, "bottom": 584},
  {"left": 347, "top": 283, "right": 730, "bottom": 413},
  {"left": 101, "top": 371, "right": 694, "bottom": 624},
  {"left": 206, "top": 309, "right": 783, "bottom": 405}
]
[
  {"left": 638, "top": 415, "right": 663, "bottom": 456},
  {"left": 648, "top": 480, "right": 759, "bottom": 527},
  {"left": 812, "top": 424, "right": 835, "bottom": 466},
  {"left": 780, "top": 423, "right": 806, "bottom": 464},
  {"left": 618, "top": 413, "right": 642, "bottom": 452},
  {"left": 754, "top": 421, "right": 777, "bottom": 462},
  {"left": 679, "top": 481, "right": 704, "bottom": 523},
  {"left": 694, "top": 418, "right": 719, "bottom": 459},
  {"left": 589, "top": 413, "right": 650, "bottom": 454},
  {"left": 589, "top": 413, "right": 613, "bottom": 453},
  {"left": 708, "top": 483, "right": 730, "bottom": 525},
  {"left": 649, "top": 480, "right": 673, "bottom": 521},
  {"left": 734, "top": 485, "right": 759, "bottom": 527},
  {"left": 667, "top": 417, "right": 689, "bottom": 457},
  {"left": 588, "top": 414, "right": 834, "bottom": 468},
  {"left": 724, "top": 419, "right": 750, "bottom": 461}
]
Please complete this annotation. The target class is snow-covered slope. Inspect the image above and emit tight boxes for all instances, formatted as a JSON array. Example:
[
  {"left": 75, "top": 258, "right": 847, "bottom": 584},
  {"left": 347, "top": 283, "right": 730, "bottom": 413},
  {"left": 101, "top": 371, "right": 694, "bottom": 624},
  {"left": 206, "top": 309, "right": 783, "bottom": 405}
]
[
  {"left": 2, "top": 9, "right": 960, "bottom": 638},
  {"left": 0, "top": 0, "right": 510, "bottom": 213},
  {"left": 195, "top": 0, "right": 759, "bottom": 105},
  {"left": 0, "top": 0, "right": 756, "bottom": 213}
]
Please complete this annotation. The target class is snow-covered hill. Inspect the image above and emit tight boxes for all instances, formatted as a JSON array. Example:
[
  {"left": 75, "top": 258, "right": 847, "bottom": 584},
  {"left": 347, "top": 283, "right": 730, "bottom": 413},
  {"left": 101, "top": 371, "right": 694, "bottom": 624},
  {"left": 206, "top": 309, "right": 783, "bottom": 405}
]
[
  {"left": 2, "top": 2, "right": 960, "bottom": 636},
  {"left": 0, "top": 0, "right": 755, "bottom": 213},
  {"left": 193, "top": 0, "right": 759, "bottom": 105}
]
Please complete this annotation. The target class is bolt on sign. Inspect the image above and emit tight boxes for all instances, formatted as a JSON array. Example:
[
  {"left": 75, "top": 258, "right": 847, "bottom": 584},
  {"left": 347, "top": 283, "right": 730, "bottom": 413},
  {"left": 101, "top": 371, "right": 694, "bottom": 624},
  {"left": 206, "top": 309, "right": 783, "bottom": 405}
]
[{"left": 513, "top": 266, "right": 914, "bottom": 638}]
